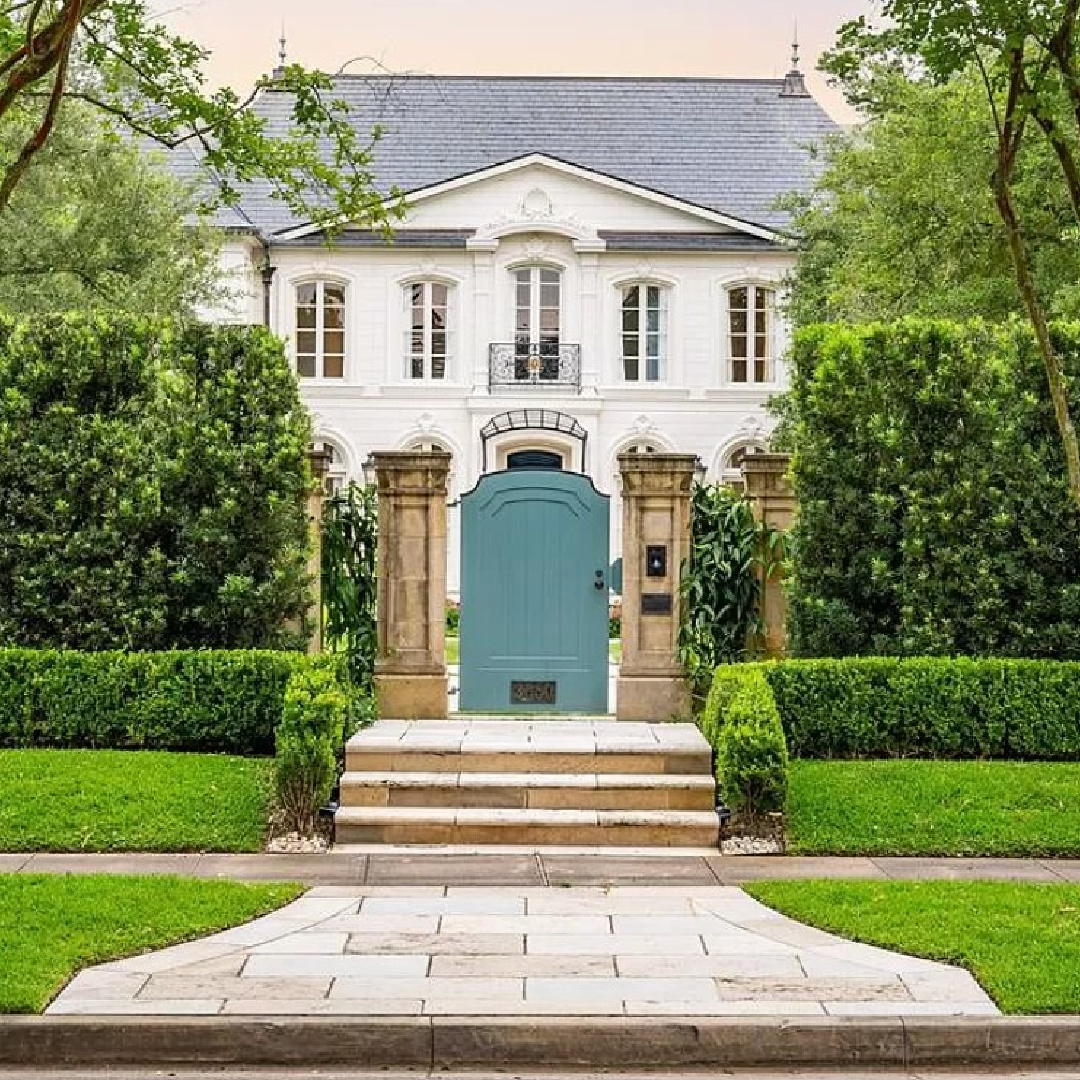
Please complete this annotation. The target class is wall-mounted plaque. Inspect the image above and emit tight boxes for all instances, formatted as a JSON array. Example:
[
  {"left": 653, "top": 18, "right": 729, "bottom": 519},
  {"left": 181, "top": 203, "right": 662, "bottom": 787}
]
[
  {"left": 510, "top": 680, "right": 557, "bottom": 705},
  {"left": 642, "top": 592, "right": 673, "bottom": 615}
]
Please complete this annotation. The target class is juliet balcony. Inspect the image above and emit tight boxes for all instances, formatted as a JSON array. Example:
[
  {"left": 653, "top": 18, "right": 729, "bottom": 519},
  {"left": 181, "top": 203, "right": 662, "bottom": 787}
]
[{"left": 488, "top": 342, "right": 582, "bottom": 391}]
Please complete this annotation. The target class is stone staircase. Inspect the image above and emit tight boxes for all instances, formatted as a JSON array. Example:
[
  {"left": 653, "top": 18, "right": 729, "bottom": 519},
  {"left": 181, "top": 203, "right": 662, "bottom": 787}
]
[{"left": 334, "top": 718, "right": 720, "bottom": 847}]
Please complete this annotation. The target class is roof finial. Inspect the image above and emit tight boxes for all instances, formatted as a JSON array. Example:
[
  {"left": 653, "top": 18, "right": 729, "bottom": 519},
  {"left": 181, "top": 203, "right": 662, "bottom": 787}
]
[
  {"left": 780, "top": 20, "right": 811, "bottom": 99},
  {"left": 278, "top": 24, "right": 288, "bottom": 69}
]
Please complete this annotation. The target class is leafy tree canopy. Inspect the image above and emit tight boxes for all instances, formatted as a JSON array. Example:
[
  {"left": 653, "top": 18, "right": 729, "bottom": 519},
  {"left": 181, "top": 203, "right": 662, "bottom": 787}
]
[
  {"left": 0, "top": 101, "right": 220, "bottom": 315},
  {"left": 0, "top": 1, "right": 402, "bottom": 229}
]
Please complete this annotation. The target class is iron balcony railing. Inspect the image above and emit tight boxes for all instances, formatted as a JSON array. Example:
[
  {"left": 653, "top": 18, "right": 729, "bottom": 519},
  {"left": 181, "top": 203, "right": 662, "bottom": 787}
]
[{"left": 488, "top": 342, "right": 582, "bottom": 390}]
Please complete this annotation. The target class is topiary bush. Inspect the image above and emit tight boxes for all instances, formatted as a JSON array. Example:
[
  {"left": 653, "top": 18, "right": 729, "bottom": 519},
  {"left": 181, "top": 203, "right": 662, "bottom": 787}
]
[
  {"left": 700, "top": 665, "right": 789, "bottom": 816},
  {"left": 274, "top": 665, "right": 350, "bottom": 836},
  {"left": 0, "top": 648, "right": 354, "bottom": 756}
]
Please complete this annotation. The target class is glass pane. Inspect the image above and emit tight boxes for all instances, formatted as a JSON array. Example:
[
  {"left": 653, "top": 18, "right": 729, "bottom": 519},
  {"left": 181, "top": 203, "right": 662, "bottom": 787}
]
[
  {"left": 729, "top": 286, "right": 748, "bottom": 311},
  {"left": 623, "top": 285, "right": 639, "bottom": 308},
  {"left": 646, "top": 332, "right": 661, "bottom": 358},
  {"left": 296, "top": 331, "right": 317, "bottom": 355},
  {"left": 323, "top": 355, "right": 344, "bottom": 378},
  {"left": 623, "top": 335, "right": 639, "bottom": 358},
  {"left": 732, "top": 358, "right": 748, "bottom": 383},
  {"left": 323, "top": 284, "right": 346, "bottom": 306},
  {"left": 412, "top": 306, "right": 425, "bottom": 329},
  {"left": 297, "top": 355, "right": 316, "bottom": 378},
  {"left": 756, "top": 333, "right": 769, "bottom": 358},
  {"left": 731, "top": 335, "right": 748, "bottom": 358},
  {"left": 647, "top": 308, "right": 660, "bottom": 333},
  {"left": 432, "top": 309, "right": 445, "bottom": 331},
  {"left": 541, "top": 268, "right": 560, "bottom": 285},
  {"left": 296, "top": 306, "right": 317, "bottom": 329},
  {"left": 324, "top": 306, "right": 344, "bottom": 330},
  {"left": 755, "top": 309, "right": 768, "bottom": 335},
  {"left": 412, "top": 331, "right": 425, "bottom": 352},
  {"left": 541, "top": 284, "right": 559, "bottom": 307},
  {"left": 756, "top": 287, "right": 773, "bottom": 310},
  {"left": 624, "top": 357, "right": 639, "bottom": 381},
  {"left": 515, "top": 269, "right": 530, "bottom": 286},
  {"left": 623, "top": 309, "right": 639, "bottom": 333},
  {"left": 296, "top": 283, "right": 317, "bottom": 306},
  {"left": 646, "top": 356, "right": 660, "bottom": 382},
  {"left": 516, "top": 311, "right": 531, "bottom": 333},
  {"left": 323, "top": 330, "right": 344, "bottom": 354},
  {"left": 432, "top": 331, "right": 446, "bottom": 355},
  {"left": 755, "top": 358, "right": 768, "bottom": 383},
  {"left": 432, "top": 283, "right": 448, "bottom": 306},
  {"left": 410, "top": 283, "right": 424, "bottom": 307},
  {"left": 411, "top": 356, "right": 424, "bottom": 379},
  {"left": 517, "top": 284, "right": 531, "bottom": 307},
  {"left": 730, "top": 310, "right": 747, "bottom": 335},
  {"left": 647, "top": 286, "right": 661, "bottom": 308},
  {"left": 432, "top": 355, "right": 446, "bottom": 380},
  {"left": 540, "top": 309, "right": 559, "bottom": 332}
]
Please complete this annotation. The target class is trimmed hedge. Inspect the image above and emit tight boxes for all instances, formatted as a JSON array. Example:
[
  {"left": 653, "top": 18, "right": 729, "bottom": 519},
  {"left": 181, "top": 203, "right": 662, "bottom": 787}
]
[
  {"left": 0, "top": 648, "right": 351, "bottom": 757},
  {"left": 751, "top": 657, "right": 1080, "bottom": 761},
  {"left": 699, "top": 666, "right": 789, "bottom": 814}
]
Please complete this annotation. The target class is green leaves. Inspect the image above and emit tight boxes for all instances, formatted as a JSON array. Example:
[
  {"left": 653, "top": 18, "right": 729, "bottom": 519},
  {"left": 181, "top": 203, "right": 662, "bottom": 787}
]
[
  {"left": 0, "top": 314, "right": 312, "bottom": 651},
  {"left": 678, "top": 483, "right": 773, "bottom": 695},
  {"left": 786, "top": 319, "right": 1080, "bottom": 660}
]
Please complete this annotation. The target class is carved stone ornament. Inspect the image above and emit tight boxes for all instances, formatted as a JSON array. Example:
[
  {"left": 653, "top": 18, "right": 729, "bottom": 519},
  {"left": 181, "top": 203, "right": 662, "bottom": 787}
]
[
  {"left": 632, "top": 414, "right": 657, "bottom": 437},
  {"left": 738, "top": 414, "right": 766, "bottom": 439},
  {"left": 522, "top": 236, "right": 550, "bottom": 260},
  {"left": 417, "top": 412, "right": 436, "bottom": 434},
  {"left": 472, "top": 191, "right": 603, "bottom": 249}
]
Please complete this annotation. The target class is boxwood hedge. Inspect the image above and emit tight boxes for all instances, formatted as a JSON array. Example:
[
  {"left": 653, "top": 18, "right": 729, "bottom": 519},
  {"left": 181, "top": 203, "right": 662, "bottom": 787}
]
[{"left": 0, "top": 648, "right": 351, "bottom": 757}]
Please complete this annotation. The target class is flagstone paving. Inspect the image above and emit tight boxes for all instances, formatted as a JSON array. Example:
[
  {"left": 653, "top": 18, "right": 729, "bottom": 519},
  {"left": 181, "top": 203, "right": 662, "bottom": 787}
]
[{"left": 46, "top": 886, "right": 998, "bottom": 1018}]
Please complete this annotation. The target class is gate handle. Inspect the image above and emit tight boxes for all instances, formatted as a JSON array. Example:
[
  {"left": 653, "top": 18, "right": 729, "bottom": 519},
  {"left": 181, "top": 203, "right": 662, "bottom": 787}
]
[{"left": 594, "top": 570, "right": 606, "bottom": 591}]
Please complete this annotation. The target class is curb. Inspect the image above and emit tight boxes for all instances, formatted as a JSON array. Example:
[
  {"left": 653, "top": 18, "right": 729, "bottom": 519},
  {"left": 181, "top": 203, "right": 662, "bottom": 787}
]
[{"left": 1, "top": 1016, "right": 1079, "bottom": 1071}]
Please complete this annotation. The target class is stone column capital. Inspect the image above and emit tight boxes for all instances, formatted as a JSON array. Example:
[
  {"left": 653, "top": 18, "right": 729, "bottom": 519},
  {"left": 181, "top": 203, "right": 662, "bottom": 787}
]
[{"left": 369, "top": 451, "right": 451, "bottom": 496}]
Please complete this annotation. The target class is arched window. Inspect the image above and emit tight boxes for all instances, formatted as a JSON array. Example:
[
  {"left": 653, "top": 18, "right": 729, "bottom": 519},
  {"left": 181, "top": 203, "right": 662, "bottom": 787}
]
[
  {"left": 295, "top": 281, "right": 346, "bottom": 379},
  {"left": 314, "top": 439, "right": 350, "bottom": 496},
  {"left": 721, "top": 442, "right": 766, "bottom": 491},
  {"left": 514, "top": 266, "right": 562, "bottom": 376},
  {"left": 404, "top": 282, "right": 451, "bottom": 380},
  {"left": 726, "top": 284, "right": 775, "bottom": 384},
  {"left": 621, "top": 283, "right": 668, "bottom": 382}
]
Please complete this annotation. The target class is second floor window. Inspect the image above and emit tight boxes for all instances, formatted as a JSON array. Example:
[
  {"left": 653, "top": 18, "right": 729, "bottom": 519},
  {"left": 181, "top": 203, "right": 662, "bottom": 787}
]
[
  {"left": 295, "top": 281, "right": 345, "bottom": 379},
  {"left": 514, "top": 266, "right": 562, "bottom": 378},
  {"left": 406, "top": 282, "right": 450, "bottom": 380},
  {"left": 622, "top": 284, "right": 667, "bottom": 382},
  {"left": 728, "top": 284, "right": 775, "bottom": 384}
]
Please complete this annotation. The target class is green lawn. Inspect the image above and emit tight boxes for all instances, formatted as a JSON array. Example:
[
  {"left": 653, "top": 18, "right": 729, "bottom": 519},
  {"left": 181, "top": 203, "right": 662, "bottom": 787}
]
[
  {"left": 0, "top": 874, "right": 301, "bottom": 1012},
  {"left": 0, "top": 750, "right": 273, "bottom": 853},
  {"left": 446, "top": 636, "right": 460, "bottom": 664},
  {"left": 747, "top": 880, "right": 1080, "bottom": 1014},
  {"left": 787, "top": 759, "right": 1080, "bottom": 857}
]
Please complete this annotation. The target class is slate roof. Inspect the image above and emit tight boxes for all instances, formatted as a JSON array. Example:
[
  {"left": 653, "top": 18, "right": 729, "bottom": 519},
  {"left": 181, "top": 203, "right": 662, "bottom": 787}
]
[{"left": 170, "top": 75, "right": 838, "bottom": 237}]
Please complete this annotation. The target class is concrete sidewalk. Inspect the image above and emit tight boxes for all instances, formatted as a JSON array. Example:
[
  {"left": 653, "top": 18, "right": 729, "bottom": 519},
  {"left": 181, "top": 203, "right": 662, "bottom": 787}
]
[{"left": 3, "top": 850, "right": 1080, "bottom": 885}]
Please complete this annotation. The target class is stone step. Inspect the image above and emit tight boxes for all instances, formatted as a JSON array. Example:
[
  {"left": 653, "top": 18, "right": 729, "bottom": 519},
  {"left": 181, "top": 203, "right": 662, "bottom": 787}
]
[
  {"left": 333, "top": 807, "right": 721, "bottom": 847},
  {"left": 339, "top": 771, "right": 717, "bottom": 812}
]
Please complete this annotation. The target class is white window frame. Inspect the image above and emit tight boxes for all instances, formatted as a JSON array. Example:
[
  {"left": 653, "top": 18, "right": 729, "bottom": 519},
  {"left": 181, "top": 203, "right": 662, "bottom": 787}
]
[
  {"left": 726, "top": 283, "right": 777, "bottom": 386},
  {"left": 513, "top": 265, "right": 562, "bottom": 350},
  {"left": 403, "top": 280, "right": 453, "bottom": 381},
  {"left": 619, "top": 282, "right": 669, "bottom": 384},
  {"left": 294, "top": 279, "right": 347, "bottom": 380}
]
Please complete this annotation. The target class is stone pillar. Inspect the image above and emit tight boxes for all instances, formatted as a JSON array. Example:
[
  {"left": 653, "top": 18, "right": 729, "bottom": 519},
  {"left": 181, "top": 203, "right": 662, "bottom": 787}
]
[
  {"left": 742, "top": 452, "right": 796, "bottom": 658},
  {"left": 371, "top": 451, "right": 451, "bottom": 719},
  {"left": 305, "top": 447, "right": 331, "bottom": 655},
  {"left": 616, "top": 454, "right": 697, "bottom": 721}
]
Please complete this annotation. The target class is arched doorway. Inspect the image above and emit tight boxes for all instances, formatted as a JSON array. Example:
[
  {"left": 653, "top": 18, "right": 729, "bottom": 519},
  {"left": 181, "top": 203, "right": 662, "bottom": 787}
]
[{"left": 506, "top": 449, "right": 564, "bottom": 471}]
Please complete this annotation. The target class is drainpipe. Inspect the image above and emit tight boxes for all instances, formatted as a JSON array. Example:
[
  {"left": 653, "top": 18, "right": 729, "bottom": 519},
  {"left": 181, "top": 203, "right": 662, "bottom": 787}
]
[{"left": 258, "top": 233, "right": 276, "bottom": 328}]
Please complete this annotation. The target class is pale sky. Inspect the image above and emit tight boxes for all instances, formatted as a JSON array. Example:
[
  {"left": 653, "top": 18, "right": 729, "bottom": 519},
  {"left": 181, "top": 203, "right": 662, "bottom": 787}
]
[{"left": 157, "top": 0, "right": 875, "bottom": 123}]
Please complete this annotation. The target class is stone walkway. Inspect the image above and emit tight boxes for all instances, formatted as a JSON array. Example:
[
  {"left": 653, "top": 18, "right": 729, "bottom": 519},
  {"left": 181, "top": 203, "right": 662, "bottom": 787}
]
[{"left": 46, "top": 885, "right": 997, "bottom": 1018}]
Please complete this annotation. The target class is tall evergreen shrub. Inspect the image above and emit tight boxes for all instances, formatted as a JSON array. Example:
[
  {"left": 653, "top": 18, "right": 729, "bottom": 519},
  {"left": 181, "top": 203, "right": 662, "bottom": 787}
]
[
  {"left": 787, "top": 320, "right": 1080, "bottom": 658},
  {"left": 0, "top": 315, "right": 312, "bottom": 650}
]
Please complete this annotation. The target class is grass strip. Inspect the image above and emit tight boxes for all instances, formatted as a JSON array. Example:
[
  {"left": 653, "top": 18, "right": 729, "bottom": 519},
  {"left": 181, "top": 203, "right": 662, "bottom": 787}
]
[
  {"left": 747, "top": 880, "right": 1080, "bottom": 1014},
  {"left": 787, "top": 759, "right": 1080, "bottom": 857},
  {"left": 0, "top": 749, "right": 273, "bottom": 853},
  {"left": 0, "top": 873, "right": 301, "bottom": 1012}
]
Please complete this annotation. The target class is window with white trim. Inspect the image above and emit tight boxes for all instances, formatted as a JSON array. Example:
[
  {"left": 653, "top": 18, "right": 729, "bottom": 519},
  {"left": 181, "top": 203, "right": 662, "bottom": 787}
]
[
  {"left": 405, "top": 282, "right": 451, "bottom": 380},
  {"left": 295, "top": 281, "right": 345, "bottom": 379},
  {"left": 621, "top": 284, "right": 668, "bottom": 382},
  {"left": 721, "top": 442, "right": 766, "bottom": 492},
  {"left": 315, "top": 440, "right": 349, "bottom": 496},
  {"left": 727, "top": 284, "right": 775, "bottom": 384}
]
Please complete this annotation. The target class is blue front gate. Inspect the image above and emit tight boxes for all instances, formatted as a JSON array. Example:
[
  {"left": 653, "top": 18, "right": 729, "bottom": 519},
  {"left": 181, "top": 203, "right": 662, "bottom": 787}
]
[{"left": 459, "top": 469, "right": 610, "bottom": 713}]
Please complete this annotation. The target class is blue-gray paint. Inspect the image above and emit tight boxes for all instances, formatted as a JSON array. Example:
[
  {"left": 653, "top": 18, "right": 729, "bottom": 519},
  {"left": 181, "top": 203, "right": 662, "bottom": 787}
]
[{"left": 459, "top": 470, "right": 610, "bottom": 714}]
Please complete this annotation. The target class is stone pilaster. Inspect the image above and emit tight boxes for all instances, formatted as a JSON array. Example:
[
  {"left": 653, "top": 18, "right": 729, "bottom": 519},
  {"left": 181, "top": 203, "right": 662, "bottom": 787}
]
[
  {"left": 742, "top": 452, "right": 796, "bottom": 658},
  {"left": 616, "top": 454, "right": 697, "bottom": 721},
  {"left": 305, "top": 447, "right": 331, "bottom": 655},
  {"left": 371, "top": 451, "right": 451, "bottom": 719}
]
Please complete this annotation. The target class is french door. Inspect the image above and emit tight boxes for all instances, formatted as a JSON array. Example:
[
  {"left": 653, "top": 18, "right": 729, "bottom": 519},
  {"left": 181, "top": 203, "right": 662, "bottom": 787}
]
[{"left": 513, "top": 266, "right": 562, "bottom": 381}]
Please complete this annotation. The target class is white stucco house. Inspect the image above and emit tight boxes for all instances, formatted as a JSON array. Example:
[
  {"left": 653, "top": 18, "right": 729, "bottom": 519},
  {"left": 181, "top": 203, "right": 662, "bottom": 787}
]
[{"left": 186, "top": 63, "right": 837, "bottom": 593}]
